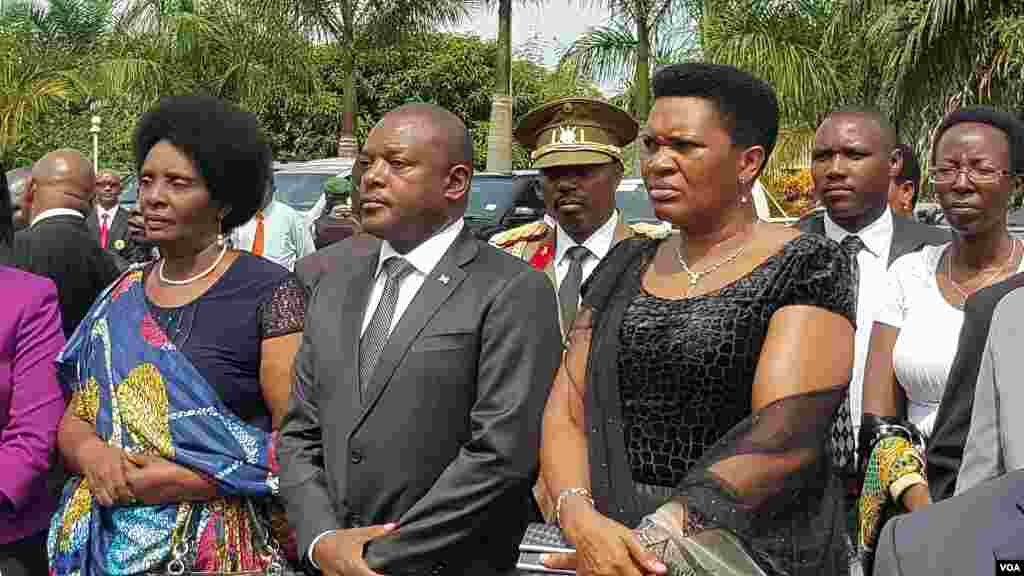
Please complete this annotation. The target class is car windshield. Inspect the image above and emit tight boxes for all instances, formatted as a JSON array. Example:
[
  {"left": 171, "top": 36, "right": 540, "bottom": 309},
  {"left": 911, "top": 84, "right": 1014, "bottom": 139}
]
[
  {"left": 466, "top": 176, "right": 522, "bottom": 223},
  {"left": 616, "top": 182, "right": 659, "bottom": 224},
  {"left": 273, "top": 173, "right": 333, "bottom": 213}
]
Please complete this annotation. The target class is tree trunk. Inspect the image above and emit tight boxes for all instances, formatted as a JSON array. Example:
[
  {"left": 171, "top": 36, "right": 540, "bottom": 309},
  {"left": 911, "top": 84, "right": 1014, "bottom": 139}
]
[
  {"left": 633, "top": 14, "right": 651, "bottom": 176},
  {"left": 635, "top": 15, "right": 651, "bottom": 121},
  {"left": 336, "top": 0, "right": 358, "bottom": 161},
  {"left": 485, "top": 0, "right": 514, "bottom": 174}
]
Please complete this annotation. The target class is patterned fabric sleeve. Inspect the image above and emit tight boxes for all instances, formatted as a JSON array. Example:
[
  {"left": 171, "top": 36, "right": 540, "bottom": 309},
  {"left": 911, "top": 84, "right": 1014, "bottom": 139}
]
[
  {"left": 784, "top": 234, "right": 858, "bottom": 326},
  {"left": 260, "top": 275, "right": 306, "bottom": 339}
]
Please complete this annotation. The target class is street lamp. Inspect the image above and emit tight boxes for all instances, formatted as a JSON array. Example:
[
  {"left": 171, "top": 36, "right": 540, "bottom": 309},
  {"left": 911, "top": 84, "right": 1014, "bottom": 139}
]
[{"left": 90, "top": 116, "right": 102, "bottom": 173}]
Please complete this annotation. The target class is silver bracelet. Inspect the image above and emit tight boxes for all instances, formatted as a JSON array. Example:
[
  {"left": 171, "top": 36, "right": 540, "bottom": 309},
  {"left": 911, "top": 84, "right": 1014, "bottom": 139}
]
[{"left": 555, "top": 487, "right": 595, "bottom": 528}]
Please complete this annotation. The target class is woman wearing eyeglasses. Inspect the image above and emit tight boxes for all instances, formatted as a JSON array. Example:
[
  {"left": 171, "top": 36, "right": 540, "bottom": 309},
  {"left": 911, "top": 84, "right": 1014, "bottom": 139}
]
[{"left": 857, "top": 106, "right": 1024, "bottom": 567}]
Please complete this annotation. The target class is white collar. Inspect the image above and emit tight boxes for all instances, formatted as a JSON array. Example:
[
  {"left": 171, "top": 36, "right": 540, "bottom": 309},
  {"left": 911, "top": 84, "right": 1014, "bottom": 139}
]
[
  {"left": 258, "top": 201, "right": 278, "bottom": 217},
  {"left": 555, "top": 211, "right": 619, "bottom": 265},
  {"left": 96, "top": 204, "right": 119, "bottom": 219},
  {"left": 31, "top": 208, "right": 84, "bottom": 227},
  {"left": 824, "top": 207, "right": 893, "bottom": 258},
  {"left": 377, "top": 218, "right": 465, "bottom": 278}
]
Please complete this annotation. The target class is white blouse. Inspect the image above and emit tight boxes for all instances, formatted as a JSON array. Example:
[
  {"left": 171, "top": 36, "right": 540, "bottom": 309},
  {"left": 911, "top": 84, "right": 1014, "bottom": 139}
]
[{"left": 876, "top": 243, "right": 1024, "bottom": 437}]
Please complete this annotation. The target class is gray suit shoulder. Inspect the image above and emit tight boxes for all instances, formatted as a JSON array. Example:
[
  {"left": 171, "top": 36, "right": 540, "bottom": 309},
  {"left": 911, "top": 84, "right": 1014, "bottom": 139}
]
[
  {"left": 295, "top": 232, "right": 380, "bottom": 295},
  {"left": 874, "top": 469, "right": 1024, "bottom": 576},
  {"left": 893, "top": 214, "right": 950, "bottom": 245}
]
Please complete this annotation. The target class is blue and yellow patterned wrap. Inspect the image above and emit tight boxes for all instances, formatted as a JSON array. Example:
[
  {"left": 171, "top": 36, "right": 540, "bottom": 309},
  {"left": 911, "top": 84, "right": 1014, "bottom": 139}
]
[{"left": 47, "top": 271, "right": 279, "bottom": 576}]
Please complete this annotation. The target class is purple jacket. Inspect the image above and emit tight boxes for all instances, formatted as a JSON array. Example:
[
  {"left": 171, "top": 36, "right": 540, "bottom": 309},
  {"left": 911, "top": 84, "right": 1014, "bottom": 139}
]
[{"left": 0, "top": 265, "right": 66, "bottom": 544}]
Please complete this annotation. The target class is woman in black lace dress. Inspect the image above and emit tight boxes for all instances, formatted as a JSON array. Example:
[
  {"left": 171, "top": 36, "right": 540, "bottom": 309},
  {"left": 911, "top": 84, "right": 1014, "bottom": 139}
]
[{"left": 539, "top": 63, "right": 857, "bottom": 576}]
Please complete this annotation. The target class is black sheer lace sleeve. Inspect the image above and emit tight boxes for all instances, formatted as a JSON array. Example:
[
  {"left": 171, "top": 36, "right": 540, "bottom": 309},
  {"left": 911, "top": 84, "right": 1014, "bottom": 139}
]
[
  {"left": 638, "top": 388, "right": 852, "bottom": 575},
  {"left": 259, "top": 275, "right": 306, "bottom": 339}
]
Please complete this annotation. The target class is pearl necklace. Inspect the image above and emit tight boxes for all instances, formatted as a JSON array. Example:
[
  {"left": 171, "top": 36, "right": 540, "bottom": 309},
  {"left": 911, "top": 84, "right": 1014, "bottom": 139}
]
[
  {"left": 946, "top": 239, "right": 1019, "bottom": 304},
  {"left": 158, "top": 243, "right": 228, "bottom": 286}
]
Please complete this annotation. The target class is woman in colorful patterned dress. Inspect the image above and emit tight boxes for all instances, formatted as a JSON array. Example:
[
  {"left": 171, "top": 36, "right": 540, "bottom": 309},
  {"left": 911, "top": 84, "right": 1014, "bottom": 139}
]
[{"left": 49, "top": 95, "right": 305, "bottom": 576}]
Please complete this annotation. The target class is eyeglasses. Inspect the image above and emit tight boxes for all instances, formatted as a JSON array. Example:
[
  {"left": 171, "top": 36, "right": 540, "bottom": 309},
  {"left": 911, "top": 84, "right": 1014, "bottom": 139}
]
[{"left": 927, "top": 166, "right": 1014, "bottom": 184}]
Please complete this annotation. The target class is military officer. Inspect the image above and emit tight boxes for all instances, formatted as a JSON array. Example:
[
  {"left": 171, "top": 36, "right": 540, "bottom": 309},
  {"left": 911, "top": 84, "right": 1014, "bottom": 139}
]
[
  {"left": 492, "top": 97, "right": 668, "bottom": 523},
  {"left": 492, "top": 98, "right": 665, "bottom": 344}
]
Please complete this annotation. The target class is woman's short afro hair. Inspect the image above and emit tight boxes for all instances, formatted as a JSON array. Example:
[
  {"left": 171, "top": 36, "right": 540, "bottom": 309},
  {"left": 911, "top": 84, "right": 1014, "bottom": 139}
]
[
  {"left": 651, "top": 62, "right": 779, "bottom": 170},
  {"left": 133, "top": 94, "right": 272, "bottom": 232},
  {"left": 931, "top": 106, "right": 1024, "bottom": 174}
]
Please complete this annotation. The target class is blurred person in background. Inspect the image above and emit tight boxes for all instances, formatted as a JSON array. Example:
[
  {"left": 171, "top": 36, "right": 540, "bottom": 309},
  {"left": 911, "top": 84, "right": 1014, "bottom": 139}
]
[
  {"left": 231, "top": 175, "right": 314, "bottom": 271},
  {"left": 0, "top": 164, "right": 67, "bottom": 576},
  {"left": 888, "top": 143, "right": 922, "bottom": 218},
  {"left": 313, "top": 175, "right": 361, "bottom": 250},
  {"left": 12, "top": 150, "right": 120, "bottom": 337},
  {"left": 85, "top": 170, "right": 130, "bottom": 254}
]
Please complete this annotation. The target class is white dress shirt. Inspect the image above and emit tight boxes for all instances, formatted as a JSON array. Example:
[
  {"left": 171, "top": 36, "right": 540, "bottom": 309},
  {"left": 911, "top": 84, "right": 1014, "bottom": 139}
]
[
  {"left": 30, "top": 208, "right": 84, "bottom": 227},
  {"left": 553, "top": 211, "right": 619, "bottom": 304},
  {"left": 308, "top": 218, "right": 465, "bottom": 567},
  {"left": 95, "top": 204, "right": 119, "bottom": 223},
  {"left": 360, "top": 218, "right": 465, "bottom": 336},
  {"left": 231, "top": 200, "right": 315, "bottom": 271},
  {"left": 824, "top": 208, "right": 894, "bottom": 436}
]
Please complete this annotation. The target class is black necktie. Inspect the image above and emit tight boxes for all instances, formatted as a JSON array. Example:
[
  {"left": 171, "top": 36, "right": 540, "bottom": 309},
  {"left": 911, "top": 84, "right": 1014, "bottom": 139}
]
[
  {"left": 830, "top": 234, "right": 865, "bottom": 476},
  {"left": 359, "top": 257, "right": 414, "bottom": 400},
  {"left": 558, "top": 246, "right": 590, "bottom": 333},
  {"left": 840, "top": 235, "right": 865, "bottom": 282}
]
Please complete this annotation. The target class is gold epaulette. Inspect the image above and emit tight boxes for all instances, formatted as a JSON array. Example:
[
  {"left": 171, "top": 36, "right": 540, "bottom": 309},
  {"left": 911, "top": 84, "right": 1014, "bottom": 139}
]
[
  {"left": 629, "top": 222, "right": 673, "bottom": 239},
  {"left": 490, "top": 221, "right": 551, "bottom": 247}
]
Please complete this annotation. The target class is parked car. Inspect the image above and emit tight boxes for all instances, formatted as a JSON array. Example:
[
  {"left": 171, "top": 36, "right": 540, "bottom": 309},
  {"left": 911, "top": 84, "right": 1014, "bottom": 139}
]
[
  {"left": 467, "top": 171, "right": 545, "bottom": 240},
  {"left": 273, "top": 158, "right": 355, "bottom": 216}
]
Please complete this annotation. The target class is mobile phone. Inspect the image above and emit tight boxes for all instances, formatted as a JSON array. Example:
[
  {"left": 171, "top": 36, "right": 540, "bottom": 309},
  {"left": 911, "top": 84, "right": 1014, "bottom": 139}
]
[{"left": 516, "top": 550, "right": 577, "bottom": 575}]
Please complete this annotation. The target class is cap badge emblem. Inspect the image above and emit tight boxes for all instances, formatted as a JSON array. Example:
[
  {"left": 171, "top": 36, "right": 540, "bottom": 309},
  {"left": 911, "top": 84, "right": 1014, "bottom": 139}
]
[{"left": 558, "top": 126, "right": 579, "bottom": 144}]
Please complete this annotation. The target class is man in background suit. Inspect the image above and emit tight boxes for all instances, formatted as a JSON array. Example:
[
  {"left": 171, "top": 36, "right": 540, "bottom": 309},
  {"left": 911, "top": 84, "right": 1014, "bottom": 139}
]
[
  {"left": 873, "top": 468, "right": 1024, "bottom": 576},
  {"left": 13, "top": 149, "right": 120, "bottom": 337},
  {"left": 278, "top": 103, "right": 562, "bottom": 576},
  {"left": 802, "top": 109, "right": 948, "bottom": 472},
  {"left": 927, "top": 272, "right": 1024, "bottom": 499},
  {"left": 85, "top": 170, "right": 130, "bottom": 254}
]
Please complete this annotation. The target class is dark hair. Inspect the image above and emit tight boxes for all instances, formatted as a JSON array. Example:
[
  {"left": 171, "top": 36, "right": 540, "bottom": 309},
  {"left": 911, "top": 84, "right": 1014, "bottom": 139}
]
[
  {"left": 133, "top": 95, "right": 271, "bottom": 232},
  {"left": 894, "top": 143, "right": 921, "bottom": 205},
  {"left": 932, "top": 106, "right": 1024, "bottom": 174},
  {"left": 651, "top": 63, "right": 779, "bottom": 169},
  {"left": 824, "top": 106, "right": 898, "bottom": 150},
  {"left": 0, "top": 166, "right": 12, "bottom": 246}
]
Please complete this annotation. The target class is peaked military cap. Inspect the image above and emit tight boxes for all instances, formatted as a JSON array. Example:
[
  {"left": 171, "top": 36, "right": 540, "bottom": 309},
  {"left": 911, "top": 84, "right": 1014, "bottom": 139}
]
[{"left": 514, "top": 98, "right": 638, "bottom": 169}]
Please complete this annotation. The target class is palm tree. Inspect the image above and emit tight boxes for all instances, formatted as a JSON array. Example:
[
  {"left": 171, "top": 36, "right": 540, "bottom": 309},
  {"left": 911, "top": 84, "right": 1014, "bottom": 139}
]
[
  {"left": 481, "top": 0, "right": 541, "bottom": 173},
  {"left": 562, "top": 0, "right": 691, "bottom": 121},
  {"left": 274, "top": 0, "right": 476, "bottom": 158},
  {"left": 562, "top": 11, "right": 698, "bottom": 117},
  {"left": 0, "top": 31, "right": 74, "bottom": 162}
]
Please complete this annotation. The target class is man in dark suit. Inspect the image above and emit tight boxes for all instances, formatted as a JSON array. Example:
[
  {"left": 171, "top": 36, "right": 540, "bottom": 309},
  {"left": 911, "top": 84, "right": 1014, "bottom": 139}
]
[
  {"left": 802, "top": 109, "right": 948, "bottom": 473},
  {"left": 85, "top": 170, "right": 130, "bottom": 254},
  {"left": 278, "top": 103, "right": 563, "bottom": 576},
  {"left": 873, "top": 468, "right": 1024, "bottom": 576},
  {"left": 13, "top": 149, "right": 120, "bottom": 337}
]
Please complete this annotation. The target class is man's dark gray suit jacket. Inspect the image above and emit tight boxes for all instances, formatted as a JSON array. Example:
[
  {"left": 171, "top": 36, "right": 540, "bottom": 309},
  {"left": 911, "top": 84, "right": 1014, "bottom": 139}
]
[
  {"left": 873, "top": 468, "right": 1024, "bottom": 576},
  {"left": 85, "top": 207, "right": 130, "bottom": 249},
  {"left": 279, "top": 228, "right": 563, "bottom": 576},
  {"left": 797, "top": 210, "right": 949, "bottom": 266}
]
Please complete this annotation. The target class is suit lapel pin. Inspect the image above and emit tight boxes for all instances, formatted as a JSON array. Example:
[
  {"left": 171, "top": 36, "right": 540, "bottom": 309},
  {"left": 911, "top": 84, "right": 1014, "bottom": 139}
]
[{"left": 439, "top": 274, "right": 450, "bottom": 285}]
